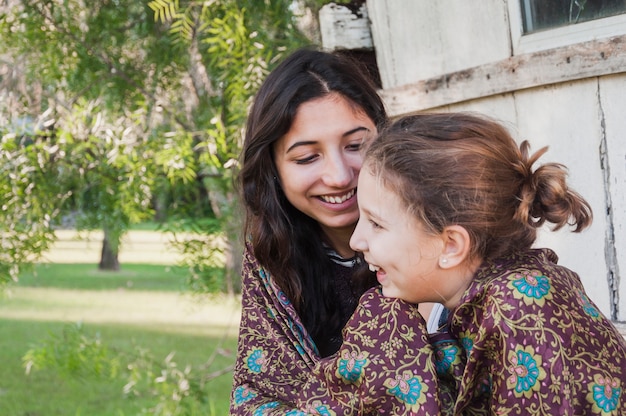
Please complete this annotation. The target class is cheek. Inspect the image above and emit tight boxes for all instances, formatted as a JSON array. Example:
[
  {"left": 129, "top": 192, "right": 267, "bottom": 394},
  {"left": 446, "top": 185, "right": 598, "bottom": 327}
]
[
  {"left": 349, "top": 156, "right": 364, "bottom": 173},
  {"left": 280, "top": 168, "right": 310, "bottom": 191}
]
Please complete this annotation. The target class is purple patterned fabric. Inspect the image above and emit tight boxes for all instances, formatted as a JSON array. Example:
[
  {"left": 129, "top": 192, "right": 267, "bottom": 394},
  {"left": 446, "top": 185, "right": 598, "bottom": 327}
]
[
  {"left": 230, "top": 245, "right": 441, "bottom": 415},
  {"left": 294, "top": 287, "right": 441, "bottom": 414},
  {"left": 230, "top": 245, "right": 319, "bottom": 414},
  {"left": 439, "top": 248, "right": 626, "bottom": 415},
  {"left": 231, "top": 245, "right": 626, "bottom": 415}
]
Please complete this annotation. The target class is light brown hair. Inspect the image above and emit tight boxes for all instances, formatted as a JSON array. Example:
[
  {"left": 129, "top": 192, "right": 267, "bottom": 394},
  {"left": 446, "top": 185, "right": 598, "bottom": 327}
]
[{"left": 364, "top": 112, "right": 592, "bottom": 261}]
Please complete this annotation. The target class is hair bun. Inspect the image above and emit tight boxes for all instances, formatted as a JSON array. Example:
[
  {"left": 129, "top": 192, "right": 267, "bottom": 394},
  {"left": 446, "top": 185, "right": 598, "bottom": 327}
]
[
  {"left": 514, "top": 141, "right": 546, "bottom": 228},
  {"left": 513, "top": 141, "right": 591, "bottom": 231}
]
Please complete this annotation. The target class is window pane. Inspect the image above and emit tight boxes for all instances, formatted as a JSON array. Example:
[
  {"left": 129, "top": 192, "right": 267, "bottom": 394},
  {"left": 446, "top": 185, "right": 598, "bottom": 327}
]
[{"left": 520, "top": 0, "right": 626, "bottom": 33}]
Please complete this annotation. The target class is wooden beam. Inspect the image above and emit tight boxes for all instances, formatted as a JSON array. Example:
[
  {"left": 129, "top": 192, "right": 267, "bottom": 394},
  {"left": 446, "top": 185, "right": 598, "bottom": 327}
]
[
  {"left": 381, "top": 35, "right": 626, "bottom": 116},
  {"left": 319, "top": 3, "right": 373, "bottom": 51}
]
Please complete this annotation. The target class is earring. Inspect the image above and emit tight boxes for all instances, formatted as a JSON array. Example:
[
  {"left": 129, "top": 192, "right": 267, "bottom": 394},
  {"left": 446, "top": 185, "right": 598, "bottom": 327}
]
[{"left": 440, "top": 258, "right": 448, "bottom": 266}]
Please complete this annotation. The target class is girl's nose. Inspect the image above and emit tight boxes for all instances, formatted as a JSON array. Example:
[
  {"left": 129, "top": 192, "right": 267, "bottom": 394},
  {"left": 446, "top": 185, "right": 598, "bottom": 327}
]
[
  {"left": 350, "top": 219, "right": 367, "bottom": 252},
  {"left": 323, "top": 156, "right": 353, "bottom": 187}
]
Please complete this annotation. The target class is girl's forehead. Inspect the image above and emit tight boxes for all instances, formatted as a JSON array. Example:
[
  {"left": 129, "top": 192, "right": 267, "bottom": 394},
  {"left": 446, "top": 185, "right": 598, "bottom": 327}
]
[{"left": 277, "top": 98, "right": 375, "bottom": 149}]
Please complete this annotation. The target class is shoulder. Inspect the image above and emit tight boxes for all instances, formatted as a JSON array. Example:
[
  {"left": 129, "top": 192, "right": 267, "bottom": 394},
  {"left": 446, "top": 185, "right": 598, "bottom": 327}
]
[
  {"left": 242, "top": 244, "right": 268, "bottom": 280},
  {"left": 462, "top": 249, "right": 580, "bottom": 305},
  {"left": 452, "top": 250, "right": 566, "bottom": 332},
  {"left": 240, "top": 244, "right": 279, "bottom": 302},
  {"left": 452, "top": 249, "right": 601, "bottom": 338}
]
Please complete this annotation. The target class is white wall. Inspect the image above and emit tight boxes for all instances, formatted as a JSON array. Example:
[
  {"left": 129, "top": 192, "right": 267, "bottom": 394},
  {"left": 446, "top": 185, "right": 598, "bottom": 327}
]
[
  {"left": 363, "top": 0, "right": 626, "bottom": 320},
  {"left": 367, "top": 0, "right": 511, "bottom": 88}
]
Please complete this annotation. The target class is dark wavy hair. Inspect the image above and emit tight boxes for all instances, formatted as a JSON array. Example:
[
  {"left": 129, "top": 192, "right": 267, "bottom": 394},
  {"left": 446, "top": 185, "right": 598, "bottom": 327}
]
[
  {"left": 237, "top": 47, "right": 387, "bottom": 344},
  {"left": 365, "top": 112, "right": 592, "bottom": 261}
]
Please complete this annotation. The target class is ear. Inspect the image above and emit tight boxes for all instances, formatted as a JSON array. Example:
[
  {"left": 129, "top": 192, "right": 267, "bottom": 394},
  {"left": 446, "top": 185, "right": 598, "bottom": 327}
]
[{"left": 438, "top": 225, "right": 472, "bottom": 269}]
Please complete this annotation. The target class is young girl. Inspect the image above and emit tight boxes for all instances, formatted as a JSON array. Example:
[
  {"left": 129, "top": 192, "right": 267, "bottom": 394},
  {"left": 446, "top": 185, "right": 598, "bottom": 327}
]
[{"left": 349, "top": 112, "right": 626, "bottom": 415}]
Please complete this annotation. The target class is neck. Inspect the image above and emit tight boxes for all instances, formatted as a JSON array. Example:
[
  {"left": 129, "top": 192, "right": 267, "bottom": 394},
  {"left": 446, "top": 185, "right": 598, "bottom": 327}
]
[
  {"left": 320, "top": 224, "right": 355, "bottom": 259},
  {"left": 443, "top": 257, "right": 483, "bottom": 309}
]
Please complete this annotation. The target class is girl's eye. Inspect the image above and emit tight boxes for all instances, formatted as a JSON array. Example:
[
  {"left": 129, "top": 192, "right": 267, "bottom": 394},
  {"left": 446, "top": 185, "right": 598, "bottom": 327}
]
[
  {"left": 369, "top": 219, "right": 382, "bottom": 229},
  {"left": 347, "top": 137, "right": 367, "bottom": 151},
  {"left": 294, "top": 154, "right": 318, "bottom": 164},
  {"left": 346, "top": 142, "right": 362, "bottom": 151}
]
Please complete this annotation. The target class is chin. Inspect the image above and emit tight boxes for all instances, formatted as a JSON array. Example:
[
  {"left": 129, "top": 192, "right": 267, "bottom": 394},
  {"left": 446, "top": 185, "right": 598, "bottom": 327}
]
[{"left": 324, "top": 216, "right": 359, "bottom": 230}]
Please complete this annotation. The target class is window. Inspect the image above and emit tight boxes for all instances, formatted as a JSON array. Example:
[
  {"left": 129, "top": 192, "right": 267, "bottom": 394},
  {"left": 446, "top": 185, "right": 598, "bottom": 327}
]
[
  {"left": 509, "top": 0, "right": 626, "bottom": 54},
  {"left": 520, "top": 0, "right": 626, "bottom": 33}
]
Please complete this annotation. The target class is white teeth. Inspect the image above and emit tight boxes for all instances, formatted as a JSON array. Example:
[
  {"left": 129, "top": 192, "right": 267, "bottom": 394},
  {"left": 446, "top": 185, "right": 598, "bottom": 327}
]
[
  {"left": 321, "top": 189, "right": 355, "bottom": 204},
  {"left": 368, "top": 263, "right": 379, "bottom": 272}
]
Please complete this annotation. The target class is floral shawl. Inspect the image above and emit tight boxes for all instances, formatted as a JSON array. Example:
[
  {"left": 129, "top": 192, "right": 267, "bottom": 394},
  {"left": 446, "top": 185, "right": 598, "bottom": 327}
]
[
  {"left": 230, "top": 245, "right": 320, "bottom": 414},
  {"left": 436, "top": 248, "right": 626, "bottom": 415},
  {"left": 230, "top": 245, "right": 442, "bottom": 415}
]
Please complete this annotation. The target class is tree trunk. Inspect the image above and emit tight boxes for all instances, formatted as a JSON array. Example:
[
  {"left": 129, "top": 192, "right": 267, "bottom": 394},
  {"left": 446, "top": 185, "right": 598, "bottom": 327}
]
[
  {"left": 99, "top": 229, "right": 120, "bottom": 271},
  {"left": 223, "top": 226, "right": 243, "bottom": 296},
  {"left": 203, "top": 177, "right": 243, "bottom": 296}
]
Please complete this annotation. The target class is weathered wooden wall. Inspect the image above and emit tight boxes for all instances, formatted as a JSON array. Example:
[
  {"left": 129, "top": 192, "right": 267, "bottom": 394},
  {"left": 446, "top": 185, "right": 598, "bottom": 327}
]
[{"left": 327, "top": 1, "right": 626, "bottom": 320}]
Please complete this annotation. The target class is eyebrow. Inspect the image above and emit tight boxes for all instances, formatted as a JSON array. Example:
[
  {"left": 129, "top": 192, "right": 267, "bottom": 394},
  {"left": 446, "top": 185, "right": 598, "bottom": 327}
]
[{"left": 285, "top": 126, "right": 370, "bottom": 153}]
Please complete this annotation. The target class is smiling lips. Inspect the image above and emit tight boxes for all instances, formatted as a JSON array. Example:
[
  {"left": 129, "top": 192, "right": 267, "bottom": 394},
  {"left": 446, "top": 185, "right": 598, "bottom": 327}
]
[
  {"left": 369, "top": 262, "right": 384, "bottom": 284},
  {"left": 320, "top": 188, "right": 355, "bottom": 204}
]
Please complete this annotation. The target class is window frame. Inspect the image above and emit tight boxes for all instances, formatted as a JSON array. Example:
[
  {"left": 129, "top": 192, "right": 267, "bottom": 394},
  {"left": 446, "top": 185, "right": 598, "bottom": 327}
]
[{"left": 508, "top": 0, "right": 626, "bottom": 54}]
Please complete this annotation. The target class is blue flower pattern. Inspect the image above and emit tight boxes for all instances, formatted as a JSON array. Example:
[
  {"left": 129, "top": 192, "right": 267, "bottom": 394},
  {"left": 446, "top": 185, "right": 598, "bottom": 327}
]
[
  {"left": 512, "top": 350, "right": 541, "bottom": 394},
  {"left": 233, "top": 385, "right": 257, "bottom": 405},
  {"left": 253, "top": 401, "right": 280, "bottom": 415},
  {"left": 512, "top": 271, "right": 550, "bottom": 300},
  {"left": 434, "top": 343, "right": 459, "bottom": 375},
  {"left": 578, "top": 290, "right": 600, "bottom": 318},
  {"left": 246, "top": 348, "right": 265, "bottom": 374},
  {"left": 337, "top": 352, "right": 368, "bottom": 383},
  {"left": 387, "top": 375, "right": 424, "bottom": 405},
  {"left": 592, "top": 378, "right": 621, "bottom": 412},
  {"left": 461, "top": 336, "right": 473, "bottom": 355},
  {"left": 285, "top": 410, "right": 307, "bottom": 416}
]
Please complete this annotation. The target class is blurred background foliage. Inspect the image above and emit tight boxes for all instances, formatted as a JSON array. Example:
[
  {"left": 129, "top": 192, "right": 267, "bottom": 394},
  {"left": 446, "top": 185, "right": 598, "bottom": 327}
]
[
  {"left": 0, "top": 0, "right": 329, "bottom": 294},
  {"left": 0, "top": 0, "right": 345, "bottom": 413}
]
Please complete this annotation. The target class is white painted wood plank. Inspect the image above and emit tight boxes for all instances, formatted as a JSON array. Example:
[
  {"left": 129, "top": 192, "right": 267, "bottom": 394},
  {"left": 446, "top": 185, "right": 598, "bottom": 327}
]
[
  {"left": 367, "top": 0, "right": 510, "bottom": 89},
  {"left": 380, "top": 35, "right": 626, "bottom": 117}
]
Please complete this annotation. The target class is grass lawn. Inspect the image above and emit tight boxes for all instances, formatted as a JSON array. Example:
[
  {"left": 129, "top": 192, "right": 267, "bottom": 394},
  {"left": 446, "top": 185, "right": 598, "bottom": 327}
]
[
  {"left": 18, "top": 263, "right": 190, "bottom": 291},
  {"left": 0, "top": 263, "right": 240, "bottom": 416}
]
